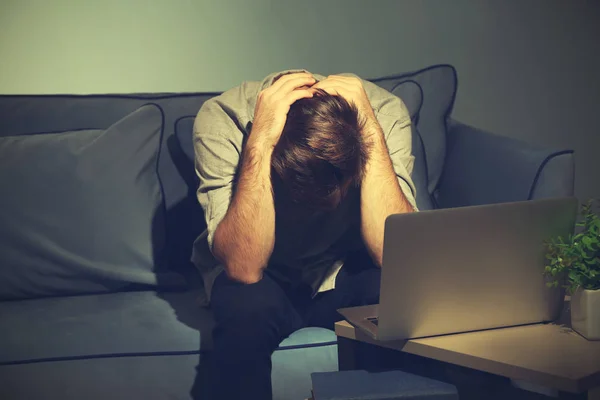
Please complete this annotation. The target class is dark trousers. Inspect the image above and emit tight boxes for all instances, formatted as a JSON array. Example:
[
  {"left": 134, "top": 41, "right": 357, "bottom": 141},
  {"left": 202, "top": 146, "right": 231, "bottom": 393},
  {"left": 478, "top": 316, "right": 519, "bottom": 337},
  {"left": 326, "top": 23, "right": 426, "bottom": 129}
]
[{"left": 208, "top": 250, "right": 381, "bottom": 400}]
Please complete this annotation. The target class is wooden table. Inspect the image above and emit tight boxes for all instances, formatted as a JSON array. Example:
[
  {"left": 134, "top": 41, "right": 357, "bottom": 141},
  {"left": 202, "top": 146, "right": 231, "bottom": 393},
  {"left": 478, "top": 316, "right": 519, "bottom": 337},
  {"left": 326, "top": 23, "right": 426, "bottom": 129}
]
[{"left": 335, "top": 305, "right": 600, "bottom": 399}]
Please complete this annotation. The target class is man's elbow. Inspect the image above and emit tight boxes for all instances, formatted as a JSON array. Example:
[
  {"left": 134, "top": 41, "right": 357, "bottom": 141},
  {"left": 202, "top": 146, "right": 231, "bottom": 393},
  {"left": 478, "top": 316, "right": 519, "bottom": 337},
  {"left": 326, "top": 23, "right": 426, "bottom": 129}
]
[
  {"left": 364, "top": 242, "right": 384, "bottom": 269},
  {"left": 223, "top": 263, "right": 264, "bottom": 284},
  {"left": 212, "top": 223, "right": 267, "bottom": 284},
  {"left": 374, "top": 251, "right": 383, "bottom": 269}
]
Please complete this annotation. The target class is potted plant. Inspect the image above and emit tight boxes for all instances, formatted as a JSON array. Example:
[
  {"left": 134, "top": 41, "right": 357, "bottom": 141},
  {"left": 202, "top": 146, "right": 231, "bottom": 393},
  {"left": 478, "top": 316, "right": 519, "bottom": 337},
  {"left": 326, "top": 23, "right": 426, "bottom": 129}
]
[{"left": 544, "top": 199, "right": 600, "bottom": 340}]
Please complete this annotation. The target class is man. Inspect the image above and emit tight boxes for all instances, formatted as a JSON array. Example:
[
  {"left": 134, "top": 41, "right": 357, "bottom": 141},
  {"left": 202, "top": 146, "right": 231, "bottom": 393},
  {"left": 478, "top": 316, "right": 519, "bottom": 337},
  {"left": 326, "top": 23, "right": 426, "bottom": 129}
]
[{"left": 192, "top": 69, "right": 418, "bottom": 399}]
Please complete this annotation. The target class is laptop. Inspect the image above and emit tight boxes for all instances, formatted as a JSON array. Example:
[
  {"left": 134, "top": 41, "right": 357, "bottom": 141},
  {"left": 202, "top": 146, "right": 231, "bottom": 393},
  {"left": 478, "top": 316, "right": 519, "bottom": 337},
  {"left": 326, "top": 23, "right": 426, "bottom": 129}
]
[{"left": 338, "top": 197, "right": 578, "bottom": 341}]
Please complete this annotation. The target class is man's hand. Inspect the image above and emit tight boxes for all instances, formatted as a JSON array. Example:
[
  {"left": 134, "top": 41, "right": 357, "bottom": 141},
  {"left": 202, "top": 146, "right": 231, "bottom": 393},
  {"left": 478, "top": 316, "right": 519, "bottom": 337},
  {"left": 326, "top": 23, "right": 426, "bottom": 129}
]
[
  {"left": 311, "top": 75, "right": 378, "bottom": 130},
  {"left": 251, "top": 72, "right": 316, "bottom": 149}
]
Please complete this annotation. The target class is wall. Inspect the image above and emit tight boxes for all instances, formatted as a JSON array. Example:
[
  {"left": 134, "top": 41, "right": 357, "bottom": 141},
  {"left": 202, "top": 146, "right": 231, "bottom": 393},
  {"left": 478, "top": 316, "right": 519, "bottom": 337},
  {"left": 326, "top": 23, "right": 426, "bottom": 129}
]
[{"left": 1, "top": 0, "right": 598, "bottom": 200}]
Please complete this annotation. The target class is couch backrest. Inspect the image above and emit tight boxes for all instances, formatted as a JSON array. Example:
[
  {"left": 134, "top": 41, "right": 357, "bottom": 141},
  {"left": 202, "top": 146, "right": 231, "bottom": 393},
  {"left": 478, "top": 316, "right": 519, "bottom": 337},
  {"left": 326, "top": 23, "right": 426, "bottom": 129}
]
[{"left": 0, "top": 64, "right": 458, "bottom": 286}]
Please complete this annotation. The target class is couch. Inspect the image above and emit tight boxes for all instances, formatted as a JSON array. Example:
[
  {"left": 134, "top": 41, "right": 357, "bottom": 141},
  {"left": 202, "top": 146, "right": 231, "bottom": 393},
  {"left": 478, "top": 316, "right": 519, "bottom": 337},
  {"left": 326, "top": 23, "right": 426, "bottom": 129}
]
[{"left": 0, "top": 65, "right": 574, "bottom": 400}]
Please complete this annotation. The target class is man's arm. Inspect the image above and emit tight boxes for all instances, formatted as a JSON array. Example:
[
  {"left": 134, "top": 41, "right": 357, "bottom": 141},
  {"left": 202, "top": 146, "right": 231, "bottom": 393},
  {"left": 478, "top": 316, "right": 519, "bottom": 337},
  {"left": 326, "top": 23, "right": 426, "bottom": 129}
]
[
  {"left": 359, "top": 123, "right": 415, "bottom": 267},
  {"left": 311, "top": 75, "right": 417, "bottom": 267},
  {"left": 210, "top": 140, "right": 275, "bottom": 283},
  {"left": 204, "top": 73, "right": 316, "bottom": 284}
]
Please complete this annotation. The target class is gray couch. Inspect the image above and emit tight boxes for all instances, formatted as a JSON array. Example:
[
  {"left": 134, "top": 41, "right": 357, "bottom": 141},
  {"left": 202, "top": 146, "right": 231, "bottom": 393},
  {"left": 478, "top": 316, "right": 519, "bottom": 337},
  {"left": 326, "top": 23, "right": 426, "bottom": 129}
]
[{"left": 0, "top": 65, "right": 574, "bottom": 400}]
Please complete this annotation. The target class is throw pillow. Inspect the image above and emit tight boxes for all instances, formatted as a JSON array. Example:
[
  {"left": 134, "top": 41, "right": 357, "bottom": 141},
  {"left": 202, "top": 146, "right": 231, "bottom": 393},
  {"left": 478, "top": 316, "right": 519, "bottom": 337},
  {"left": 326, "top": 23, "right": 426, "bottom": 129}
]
[
  {"left": 373, "top": 65, "right": 458, "bottom": 197},
  {"left": 0, "top": 104, "right": 174, "bottom": 300}
]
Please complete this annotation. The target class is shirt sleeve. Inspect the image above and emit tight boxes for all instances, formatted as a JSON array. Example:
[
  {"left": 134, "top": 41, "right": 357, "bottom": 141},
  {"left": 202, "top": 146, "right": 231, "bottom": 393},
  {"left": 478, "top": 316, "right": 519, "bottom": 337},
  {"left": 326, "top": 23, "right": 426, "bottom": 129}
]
[
  {"left": 386, "top": 117, "right": 419, "bottom": 212},
  {"left": 193, "top": 94, "right": 245, "bottom": 251},
  {"left": 361, "top": 78, "right": 419, "bottom": 212}
]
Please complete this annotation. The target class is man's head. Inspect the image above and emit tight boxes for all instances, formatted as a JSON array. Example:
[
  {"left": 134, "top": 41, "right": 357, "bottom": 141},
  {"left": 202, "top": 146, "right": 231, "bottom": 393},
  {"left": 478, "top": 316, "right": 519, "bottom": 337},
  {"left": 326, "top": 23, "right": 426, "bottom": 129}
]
[{"left": 271, "top": 88, "right": 369, "bottom": 215}]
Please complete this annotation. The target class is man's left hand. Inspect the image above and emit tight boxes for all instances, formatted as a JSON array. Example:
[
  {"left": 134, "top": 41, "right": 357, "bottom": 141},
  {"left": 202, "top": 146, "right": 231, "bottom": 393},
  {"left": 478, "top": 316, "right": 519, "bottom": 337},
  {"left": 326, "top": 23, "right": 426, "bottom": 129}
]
[{"left": 311, "top": 75, "right": 378, "bottom": 130}]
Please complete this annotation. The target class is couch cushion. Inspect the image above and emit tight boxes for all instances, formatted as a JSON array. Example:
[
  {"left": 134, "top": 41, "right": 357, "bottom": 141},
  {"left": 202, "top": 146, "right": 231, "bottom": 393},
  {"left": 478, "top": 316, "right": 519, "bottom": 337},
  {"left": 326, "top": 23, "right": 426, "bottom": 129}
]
[
  {"left": 372, "top": 65, "right": 458, "bottom": 198},
  {"left": 0, "top": 104, "right": 188, "bottom": 300},
  {"left": 175, "top": 116, "right": 196, "bottom": 162},
  {"left": 0, "top": 290, "right": 337, "bottom": 365},
  {"left": 0, "top": 355, "right": 203, "bottom": 400},
  {"left": 0, "top": 343, "right": 338, "bottom": 400},
  {"left": 0, "top": 291, "right": 209, "bottom": 365},
  {"left": 437, "top": 121, "right": 576, "bottom": 208},
  {"left": 0, "top": 94, "right": 214, "bottom": 287}
]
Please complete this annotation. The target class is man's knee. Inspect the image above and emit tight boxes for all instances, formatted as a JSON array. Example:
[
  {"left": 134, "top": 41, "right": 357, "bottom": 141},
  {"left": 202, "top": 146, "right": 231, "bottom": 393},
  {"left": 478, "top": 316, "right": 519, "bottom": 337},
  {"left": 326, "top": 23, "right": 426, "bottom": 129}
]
[
  {"left": 210, "top": 273, "right": 300, "bottom": 349},
  {"left": 212, "top": 273, "right": 285, "bottom": 319}
]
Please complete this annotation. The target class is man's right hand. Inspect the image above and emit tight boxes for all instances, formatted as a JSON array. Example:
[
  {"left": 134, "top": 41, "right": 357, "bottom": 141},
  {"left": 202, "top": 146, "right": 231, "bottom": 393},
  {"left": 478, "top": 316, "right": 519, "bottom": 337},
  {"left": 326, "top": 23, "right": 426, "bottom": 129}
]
[{"left": 250, "top": 72, "right": 316, "bottom": 149}]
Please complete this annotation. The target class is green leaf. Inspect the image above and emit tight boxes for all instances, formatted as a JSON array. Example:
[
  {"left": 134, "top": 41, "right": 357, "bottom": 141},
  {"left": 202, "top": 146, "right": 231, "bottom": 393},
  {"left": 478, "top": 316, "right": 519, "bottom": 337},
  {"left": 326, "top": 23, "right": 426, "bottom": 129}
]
[
  {"left": 544, "top": 198, "right": 600, "bottom": 288},
  {"left": 569, "top": 271, "right": 582, "bottom": 285}
]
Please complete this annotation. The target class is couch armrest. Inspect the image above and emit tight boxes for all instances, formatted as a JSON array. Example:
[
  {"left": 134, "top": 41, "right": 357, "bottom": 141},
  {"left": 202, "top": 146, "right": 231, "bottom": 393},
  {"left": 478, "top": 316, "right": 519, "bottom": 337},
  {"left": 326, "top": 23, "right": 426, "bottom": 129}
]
[{"left": 435, "top": 120, "right": 574, "bottom": 208}]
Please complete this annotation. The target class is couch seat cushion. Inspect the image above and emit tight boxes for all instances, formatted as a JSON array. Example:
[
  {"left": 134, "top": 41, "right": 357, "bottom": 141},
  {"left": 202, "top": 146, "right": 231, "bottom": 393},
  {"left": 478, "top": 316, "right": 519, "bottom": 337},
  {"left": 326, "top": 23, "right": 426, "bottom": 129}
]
[
  {"left": 1, "top": 346, "right": 339, "bottom": 400},
  {"left": 0, "top": 290, "right": 337, "bottom": 365}
]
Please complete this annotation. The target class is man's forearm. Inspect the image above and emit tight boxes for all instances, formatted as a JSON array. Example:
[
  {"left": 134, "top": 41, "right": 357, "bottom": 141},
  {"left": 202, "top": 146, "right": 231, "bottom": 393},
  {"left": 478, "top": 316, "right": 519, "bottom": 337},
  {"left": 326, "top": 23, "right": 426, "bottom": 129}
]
[
  {"left": 360, "top": 125, "right": 414, "bottom": 267},
  {"left": 212, "top": 139, "right": 275, "bottom": 283}
]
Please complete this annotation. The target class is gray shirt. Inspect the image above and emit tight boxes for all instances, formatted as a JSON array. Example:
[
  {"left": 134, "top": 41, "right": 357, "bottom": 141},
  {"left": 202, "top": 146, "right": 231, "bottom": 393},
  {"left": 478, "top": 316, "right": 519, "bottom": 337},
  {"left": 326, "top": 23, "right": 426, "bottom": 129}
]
[{"left": 191, "top": 69, "right": 418, "bottom": 304}]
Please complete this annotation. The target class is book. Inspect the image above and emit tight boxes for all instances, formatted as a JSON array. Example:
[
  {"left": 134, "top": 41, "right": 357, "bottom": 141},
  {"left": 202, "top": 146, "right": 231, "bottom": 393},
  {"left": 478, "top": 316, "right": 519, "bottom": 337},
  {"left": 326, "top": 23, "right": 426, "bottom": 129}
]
[{"left": 311, "top": 370, "right": 458, "bottom": 400}]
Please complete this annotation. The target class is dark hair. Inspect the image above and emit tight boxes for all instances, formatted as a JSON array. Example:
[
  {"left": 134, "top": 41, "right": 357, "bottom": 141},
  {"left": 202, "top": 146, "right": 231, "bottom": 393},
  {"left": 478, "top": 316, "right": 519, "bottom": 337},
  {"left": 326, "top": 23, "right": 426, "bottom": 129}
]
[{"left": 271, "top": 89, "right": 368, "bottom": 212}]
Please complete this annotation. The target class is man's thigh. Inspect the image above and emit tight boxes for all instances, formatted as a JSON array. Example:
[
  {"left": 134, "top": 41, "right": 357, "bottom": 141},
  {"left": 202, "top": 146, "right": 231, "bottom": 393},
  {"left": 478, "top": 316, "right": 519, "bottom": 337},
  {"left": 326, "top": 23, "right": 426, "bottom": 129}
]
[{"left": 304, "top": 249, "right": 381, "bottom": 330}]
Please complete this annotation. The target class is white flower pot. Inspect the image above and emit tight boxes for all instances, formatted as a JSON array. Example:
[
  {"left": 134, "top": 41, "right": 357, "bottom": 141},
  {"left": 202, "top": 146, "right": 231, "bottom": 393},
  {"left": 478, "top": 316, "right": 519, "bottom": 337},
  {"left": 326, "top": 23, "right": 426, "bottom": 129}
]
[{"left": 570, "top": 287, "right": 600, "bottom": 340}]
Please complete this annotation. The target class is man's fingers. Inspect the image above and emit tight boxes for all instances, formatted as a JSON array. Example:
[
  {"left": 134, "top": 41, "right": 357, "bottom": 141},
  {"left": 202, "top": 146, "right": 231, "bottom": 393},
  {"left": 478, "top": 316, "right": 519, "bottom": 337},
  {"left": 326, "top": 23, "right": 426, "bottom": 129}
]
[
  {"left": 326, "top": 75, "right": 360, "bottom": 84},
  {"left": 275, "top": 71, "right": 313, "bottom": 82},
  {"left": 285, "top": 89, "right": 315, "bottom": 105},
  {"left": 311, "top": 80, "right": 346, "bottom": 97},
  {"left": 275, "top": 76, "right": 316, "bottom": 97},
  {"left": 325, "top": 74, "right": 350, "bottom": 80},
  {"left": 313, "top": 86, "right": 341, "bottom": 97},
  {"left": 270, "top": 73, "right": 315, "bottom": 93},
  {"left": 319, "top": 75, "right": 362, "bottom": 92}
]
